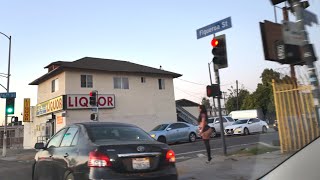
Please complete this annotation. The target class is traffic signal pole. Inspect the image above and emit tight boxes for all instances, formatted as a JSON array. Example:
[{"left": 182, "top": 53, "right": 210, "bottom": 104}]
[
  {"left": 213, "top": 63, "right": 227, "bottom": 156},
  {"left": 208, "top": 63, "right": 217, "bottom": 117},
  {"left": 289, "top": 0, "right": 320, "bottom": 126},
  {"left": 2, "top": 35, "right": 11, "bottom": 157}
]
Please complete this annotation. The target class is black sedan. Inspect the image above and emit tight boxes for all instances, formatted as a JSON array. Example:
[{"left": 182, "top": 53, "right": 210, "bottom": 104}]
[{"left": 32, "top": 122, "right": 178, "bottom": 180}]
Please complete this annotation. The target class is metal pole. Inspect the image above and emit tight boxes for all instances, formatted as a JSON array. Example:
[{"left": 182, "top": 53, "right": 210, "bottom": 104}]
[
  {"left": 96, "top": 91, "right": 99, "bottom": 121},
  {"left": 208, "top": 63, "right": 217, "bottom": 117},
  {"left": 2, "top": 36, "right": 11, "bottom": 157},
  {"left": 236, "top": 80, "right": 239, "bottom": 110},
  {"left": 214, "top": 64, "right": 227, "bottom": 155},
  {"left": 289, "top": 0, "right": 320, "bottom": 126},
  {"left": 274, "top": 6, "right": 278, "bottom": 23}
]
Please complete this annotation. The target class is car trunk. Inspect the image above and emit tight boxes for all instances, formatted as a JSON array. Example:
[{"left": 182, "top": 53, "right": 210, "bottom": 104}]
[{"left": 95, "top": 140, "right": 169, "bottom": 173}]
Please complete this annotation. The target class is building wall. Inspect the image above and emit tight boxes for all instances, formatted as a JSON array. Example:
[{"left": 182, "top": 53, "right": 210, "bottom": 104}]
[
  {"left": 25, "top": 70, "right": 177, "bottom": 147},
  {"left": 64, "top": 71, "right": 176, "bottom": 131},
  {"left": 37, "top": 72, "right": 66, "bottom": 103}
]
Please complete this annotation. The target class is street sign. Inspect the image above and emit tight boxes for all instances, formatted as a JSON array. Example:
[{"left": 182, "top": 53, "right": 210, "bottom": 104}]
[
  {"left": 23, "top": 98, "right": 31, "bottom": 122},
  {"left": 282, "top": 21, "right": 304, "bottom": 46},
  {"left": 196, "top": 17, "right": 232, "bottom": 39},
  {"left": 0, "top": 92, "right": 16, "bottom": 98},
  {"left": 303, "top": 9, "right": 318, "bottom": 26}
]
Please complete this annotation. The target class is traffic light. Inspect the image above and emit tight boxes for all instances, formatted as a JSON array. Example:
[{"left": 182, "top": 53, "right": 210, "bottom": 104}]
[
  {"left": 211, "top": 34, "right": 228, "bottom": 69},
  {"left": 206, "top": 84, "right": 221, "bottom": 97},
  {"left": 270, "top": 0, "right": 286, "bottom": 5},
  {"left": 89, "top": 91, "right": 98, "bottom": 106},
  {"left": 6, "top": 98, "right": 15, "bottom": 115}
]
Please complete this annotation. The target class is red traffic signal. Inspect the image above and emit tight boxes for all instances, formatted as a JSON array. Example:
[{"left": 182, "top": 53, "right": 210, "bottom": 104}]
[
  {"left": 206, "top": 84, "right": 221, "bottom": 97},
  {"left": 211, "top": 38, "right": 219, "bottom": 47},
  {"left": 89, "top": 91, "right": 97, "bottom": 106}
]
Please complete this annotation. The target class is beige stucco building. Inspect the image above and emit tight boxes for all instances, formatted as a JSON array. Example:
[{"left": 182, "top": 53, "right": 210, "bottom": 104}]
[{"left": 23, "top": 57, "right": 181, "bottom": 149}]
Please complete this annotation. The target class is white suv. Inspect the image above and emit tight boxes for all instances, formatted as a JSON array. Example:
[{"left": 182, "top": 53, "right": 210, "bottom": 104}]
[{"left": 208, "top": 116, "right": 235, "bottom": 137}]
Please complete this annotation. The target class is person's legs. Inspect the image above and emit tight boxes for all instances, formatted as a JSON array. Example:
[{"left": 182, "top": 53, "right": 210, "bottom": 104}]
[{"left": 203, "top": 139, "right": 212, "bottom": 161}]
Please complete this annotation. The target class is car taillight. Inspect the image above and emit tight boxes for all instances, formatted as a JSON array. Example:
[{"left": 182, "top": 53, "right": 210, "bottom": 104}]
[
  {"left": 166, "top": 150, "right": 176, "bottom": 163},
  {"left": 88, "top": 150, "right": 112, "bottom": 167}
]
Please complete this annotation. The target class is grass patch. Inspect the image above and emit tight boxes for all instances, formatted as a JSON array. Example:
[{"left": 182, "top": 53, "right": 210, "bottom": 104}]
[{"left": 230, "top": 145, "right": 279, "bottom": 156}]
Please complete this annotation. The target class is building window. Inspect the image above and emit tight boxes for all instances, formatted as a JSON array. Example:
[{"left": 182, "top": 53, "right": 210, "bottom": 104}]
[
  {"left": 158, "top": 79, "right": 165, "bottom": 90},
  {"left": 141, "top": 77, "right": 146, "bottom": 83},
  {"left": 114, "top": 77, "right": 129, "bottom": 89},
  {"left": 81, "top": 75, "right": 93, "bottom": 88},
  {"left": 51, "top": 79, "right": 59, "bottom": 93}
]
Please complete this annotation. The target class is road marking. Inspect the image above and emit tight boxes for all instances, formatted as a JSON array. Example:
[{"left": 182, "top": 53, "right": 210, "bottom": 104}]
[{"left": 175, "top": 142, "right": 258, "bottom": 156}]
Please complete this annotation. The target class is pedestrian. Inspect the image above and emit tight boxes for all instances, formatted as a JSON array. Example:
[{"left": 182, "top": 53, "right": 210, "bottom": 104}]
[{"left": 198, "top": 105, "right": 213, "bottom": 163}]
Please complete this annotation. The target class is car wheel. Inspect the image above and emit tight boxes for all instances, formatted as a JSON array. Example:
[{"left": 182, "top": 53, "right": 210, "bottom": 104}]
[
  {"left": 158, "top": 136, "right": 167, "bottom": 143},
  {"left": 189, "top": 132, "right": 196, "bottom": 142},
  {"left": 243, "top": 128, "right": 249, "bottom": 136},
  {"left": 262, "top": 126, "right": 267, "bottom": 133},
  {"left": 210, "top": 128, "right": 216, "bottom": 138},
  {"left": 65, "top": 172, "right": 74, "bottom": 180}
]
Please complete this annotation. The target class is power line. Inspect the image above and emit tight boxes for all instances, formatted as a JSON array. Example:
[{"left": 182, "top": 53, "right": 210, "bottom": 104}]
[
  {"left": 177, "top": 78, "right": 235, "bottom": 87},
  {"left": 175, "top": 88, "right": 203, "bottom": 100},
  {"left": 177, "top": 78, "right": 206, "bottom": 86}
]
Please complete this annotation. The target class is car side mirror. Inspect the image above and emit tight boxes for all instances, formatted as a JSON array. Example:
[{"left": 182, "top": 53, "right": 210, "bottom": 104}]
[
  {"left": 34, "top": 142, "right": 45, "bottom": 150},
  {"left": 166, "top": 128, "right": 172, "bottom": 131},
  {"left": 215, "top": 121, "right": 219, "bottom": 123},
  {"left": 248, "top": 122, "right": 253, "bottom": 124}
]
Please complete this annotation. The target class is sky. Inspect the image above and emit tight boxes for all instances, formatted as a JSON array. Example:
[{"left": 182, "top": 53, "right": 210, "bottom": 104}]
[{"left": 0, "top": 0, "right": 319, "bottom": 123}]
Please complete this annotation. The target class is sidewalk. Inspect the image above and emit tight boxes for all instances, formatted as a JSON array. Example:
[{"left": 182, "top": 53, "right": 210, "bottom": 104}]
[
  {"left": 177, "top": 150, "right": 290, "bottom": 180},
  {"left": 0, "top": 148, "right": 36, "bottom": 162}
]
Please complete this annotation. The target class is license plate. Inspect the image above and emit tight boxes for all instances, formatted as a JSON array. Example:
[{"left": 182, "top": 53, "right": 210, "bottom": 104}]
[{"left": 132, "top": 158, "right": 150, "bottom": 170}]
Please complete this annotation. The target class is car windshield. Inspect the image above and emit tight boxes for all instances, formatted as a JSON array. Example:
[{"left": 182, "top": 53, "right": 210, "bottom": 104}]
[
  {"left": 233, "top": 119, "right": 248, "bottom": 125},
  {"left": 151, "top": 124, "right": 169, "bottom": 131},
  {"left": 86, "top": 126, "right": 154, "bottom": 142}
]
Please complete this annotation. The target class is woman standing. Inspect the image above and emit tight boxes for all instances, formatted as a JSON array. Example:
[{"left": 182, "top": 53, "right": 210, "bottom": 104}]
[{"left": 198, "top": 105, "right": 213, "bottom": 163}]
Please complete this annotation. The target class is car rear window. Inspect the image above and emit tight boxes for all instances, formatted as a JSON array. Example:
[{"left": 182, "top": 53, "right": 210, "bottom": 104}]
[
  {"left": 151, "top": 124, "right": 169, "bottom": 131},
  {"left": 86, "top": 126, "right": 154, "bottom": 142}
]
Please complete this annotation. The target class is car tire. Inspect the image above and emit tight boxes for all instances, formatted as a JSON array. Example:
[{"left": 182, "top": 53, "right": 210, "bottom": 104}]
[
  {"left": 210, "top": 128, "right": 216, "bottom": 138},
  {"left": 243, "top": 128, "right": 249, "bottom": 136},
  {"left": 158, "top": 136, "right": 167, "bottom": 143},
  {"left": 262, "top": 126, "right": 267, "bottom": 133},
  {"left": 65, "top": 172, "right": 75, "bottom": 180},
  {"left": 189, "top": 132, "right": 196, "bottom": 142}
]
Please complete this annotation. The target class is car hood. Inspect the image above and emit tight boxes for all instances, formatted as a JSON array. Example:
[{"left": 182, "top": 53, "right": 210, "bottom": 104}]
[{"left": 225, "top": 124, "right": 244, "bottom": 129}]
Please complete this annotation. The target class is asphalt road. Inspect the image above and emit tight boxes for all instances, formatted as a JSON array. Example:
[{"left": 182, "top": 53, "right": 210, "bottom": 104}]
[
  {"left": 0, "top": 131, "right": 278, "bottom": 180},
  {"left": 170, "top": 131, "right": 279, "bottom": 160}
]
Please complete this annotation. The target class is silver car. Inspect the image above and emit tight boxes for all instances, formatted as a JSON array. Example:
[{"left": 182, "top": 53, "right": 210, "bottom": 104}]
[{"left": 149, "top": 122, "right": 199, "bottom": 144}]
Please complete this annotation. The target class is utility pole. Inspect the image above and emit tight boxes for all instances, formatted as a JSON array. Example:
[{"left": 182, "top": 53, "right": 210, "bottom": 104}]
[
  {"left": 236, "top": 80, "right": 239, "bottom": 110},
  {"left": 214, "top": 64, "right": 227, "bottom": 155},
  {"left": 208, "top": 63, "right": 217, "bottom": 116},
  {"left": 288, "top": 0, "right": 320, "bottom": 126},
  {"left": 2, "top": 35, "right": 11, "bottom": 157}
]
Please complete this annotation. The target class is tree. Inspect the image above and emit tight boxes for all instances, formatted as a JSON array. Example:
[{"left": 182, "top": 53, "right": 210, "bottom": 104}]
[
  {"left": 201, "top": 97, "right": 210, "bottom": 110},
  {"left": 225, "top": 85, "right": 250, "bottom": 113}
]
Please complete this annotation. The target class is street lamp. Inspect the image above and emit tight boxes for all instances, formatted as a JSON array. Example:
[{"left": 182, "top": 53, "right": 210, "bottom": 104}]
[{"left": 0, "top": 31, "right": 12, "bottom": 157}]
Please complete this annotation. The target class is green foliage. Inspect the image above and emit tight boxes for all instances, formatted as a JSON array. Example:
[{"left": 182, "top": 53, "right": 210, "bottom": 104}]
[
  {"left": 225, "top": 86, "right": 250, "bottom": 113},
  {"left": 201, "top": 97, "right": 210, "bottom": 109},
  {"left": 226, "top": 68, "right": 280, "bottom": 120}
]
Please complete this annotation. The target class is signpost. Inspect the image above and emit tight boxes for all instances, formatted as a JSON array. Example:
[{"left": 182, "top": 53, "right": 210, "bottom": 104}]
[
  {"left": 196, "top": 17, "right": 232, "bottom": 39},
  {"left": 196, "top": 17, "right": 232, "bottom": 156},
  {"left": 0, "top": 92, "right": 16, "bottom": 98},
  {"left": 23, "top": 98, "right": 31, "bottom": 122}
]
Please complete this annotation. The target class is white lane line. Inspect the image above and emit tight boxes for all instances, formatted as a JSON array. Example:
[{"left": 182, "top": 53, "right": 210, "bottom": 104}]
[{"left": 175, "top": 142, "right": 258, "bottom": 156}]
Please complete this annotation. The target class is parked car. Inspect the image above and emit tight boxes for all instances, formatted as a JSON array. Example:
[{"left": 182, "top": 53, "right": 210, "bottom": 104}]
[
  {"left": 224, "top": 118, "right": 269, "bottom": 136},
  {"left": 149, "top": 122, "right": 199, "bottom": 144},
  {"left": 208, "top": 116, "right": 235, "bottom": 137},
  {"left": 32, "top": 122, "right": 178, "bottom": 180}
]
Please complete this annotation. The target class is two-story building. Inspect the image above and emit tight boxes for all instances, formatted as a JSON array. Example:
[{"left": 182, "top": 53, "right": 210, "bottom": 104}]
[{"left": 23, "top": 57, "right": 181, "bottom": 148}]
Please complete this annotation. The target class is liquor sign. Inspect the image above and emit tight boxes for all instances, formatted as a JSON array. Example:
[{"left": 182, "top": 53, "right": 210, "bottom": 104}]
[
  {"left": 36, "top": 96, "right": 64, "bottom": 116},
  {"left": 67, "top": 94, "right": 115, "bottom": 109},
  {"left": 23, "top": 98, "right": 31, "bottom": 122}
]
